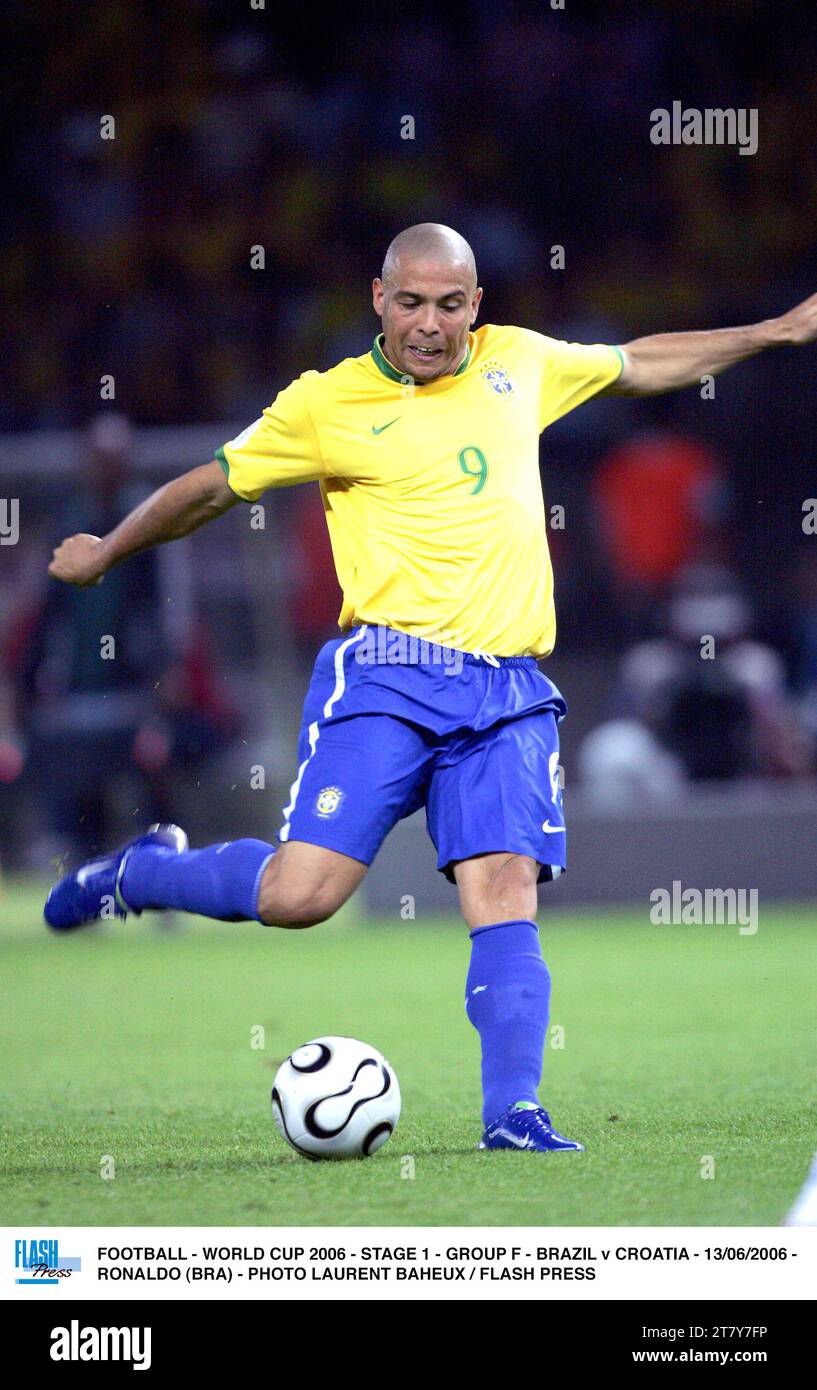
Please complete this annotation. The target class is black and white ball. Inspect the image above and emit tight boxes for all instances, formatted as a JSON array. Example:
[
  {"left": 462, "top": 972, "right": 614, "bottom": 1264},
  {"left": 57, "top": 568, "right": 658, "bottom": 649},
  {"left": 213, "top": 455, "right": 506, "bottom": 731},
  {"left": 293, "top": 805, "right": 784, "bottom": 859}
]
[{"left": 271, "top": 1036, "right": 401, "bottom": 1159}]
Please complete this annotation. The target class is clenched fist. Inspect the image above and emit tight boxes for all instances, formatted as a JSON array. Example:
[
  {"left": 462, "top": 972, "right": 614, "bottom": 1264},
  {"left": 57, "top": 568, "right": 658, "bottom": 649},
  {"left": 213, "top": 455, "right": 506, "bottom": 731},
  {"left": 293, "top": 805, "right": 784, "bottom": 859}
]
[{"left": 48, "top": 533, "right": 107, "bottom": 587}]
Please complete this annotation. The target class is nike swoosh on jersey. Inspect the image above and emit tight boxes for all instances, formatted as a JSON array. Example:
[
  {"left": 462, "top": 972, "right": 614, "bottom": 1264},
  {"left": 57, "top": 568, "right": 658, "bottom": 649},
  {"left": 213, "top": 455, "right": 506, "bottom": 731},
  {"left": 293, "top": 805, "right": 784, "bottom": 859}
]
[
  {"left": 371, "top": 417, "right": 401, "bottom": 434},
  {"left": 542, "top": 821, "right": 565, "bottom": 833}
]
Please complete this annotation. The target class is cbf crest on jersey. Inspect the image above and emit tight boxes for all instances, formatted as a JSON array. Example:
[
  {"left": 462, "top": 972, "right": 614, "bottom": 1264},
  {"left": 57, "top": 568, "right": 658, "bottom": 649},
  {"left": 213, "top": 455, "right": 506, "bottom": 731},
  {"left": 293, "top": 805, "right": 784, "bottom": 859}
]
[
  {"left": 315, "top": 786, "right": 344, "bottom": 818},
  {"left": 480, "top": 361, "right": 514, "bottom": 396}
]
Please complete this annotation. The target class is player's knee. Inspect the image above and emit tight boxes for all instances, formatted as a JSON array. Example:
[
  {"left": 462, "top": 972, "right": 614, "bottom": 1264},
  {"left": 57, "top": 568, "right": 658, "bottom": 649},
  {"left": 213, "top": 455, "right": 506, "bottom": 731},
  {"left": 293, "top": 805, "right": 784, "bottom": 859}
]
[{"left": 461, "top": 853, "right": 539, "bottom": 925}]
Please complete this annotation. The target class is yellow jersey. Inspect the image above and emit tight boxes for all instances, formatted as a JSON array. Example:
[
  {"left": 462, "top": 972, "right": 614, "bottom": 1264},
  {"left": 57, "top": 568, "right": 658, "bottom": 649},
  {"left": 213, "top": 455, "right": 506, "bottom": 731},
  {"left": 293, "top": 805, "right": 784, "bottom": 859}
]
[{"left": 216, "top": 324, "right": 623, "bottom": 657}]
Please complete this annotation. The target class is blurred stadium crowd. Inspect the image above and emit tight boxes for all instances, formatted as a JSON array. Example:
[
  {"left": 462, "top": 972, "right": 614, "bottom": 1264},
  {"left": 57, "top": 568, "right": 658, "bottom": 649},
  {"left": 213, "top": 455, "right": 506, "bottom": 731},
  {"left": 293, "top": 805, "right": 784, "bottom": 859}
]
[{"left": 2, "top": 0, "right": 817, "bottom": 863}]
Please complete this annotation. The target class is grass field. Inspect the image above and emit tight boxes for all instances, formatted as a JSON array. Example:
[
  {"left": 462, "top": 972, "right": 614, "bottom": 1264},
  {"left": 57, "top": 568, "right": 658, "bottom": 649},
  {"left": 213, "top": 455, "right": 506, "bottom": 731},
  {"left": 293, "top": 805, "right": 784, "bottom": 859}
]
[{"left": 1, "top": 880, "right": 815, "bottom": 1227}]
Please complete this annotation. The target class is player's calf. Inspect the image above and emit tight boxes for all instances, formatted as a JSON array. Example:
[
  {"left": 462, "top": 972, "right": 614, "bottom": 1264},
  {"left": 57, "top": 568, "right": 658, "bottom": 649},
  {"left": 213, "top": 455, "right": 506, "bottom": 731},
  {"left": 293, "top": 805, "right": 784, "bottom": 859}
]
[{"left": 462, "top": 911, "right": 585, "bottom": 1151}]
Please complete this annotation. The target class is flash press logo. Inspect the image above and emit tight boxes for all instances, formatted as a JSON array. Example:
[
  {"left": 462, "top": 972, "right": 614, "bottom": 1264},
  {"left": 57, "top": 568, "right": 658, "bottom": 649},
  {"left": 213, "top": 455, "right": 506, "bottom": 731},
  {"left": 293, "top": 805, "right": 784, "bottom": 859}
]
[
  {"left": 14, "top": 1237, "right": 81, "bottom": 1285},
  {"left": 50, "top": 1321, "right": 152, "bottom": 1372}
]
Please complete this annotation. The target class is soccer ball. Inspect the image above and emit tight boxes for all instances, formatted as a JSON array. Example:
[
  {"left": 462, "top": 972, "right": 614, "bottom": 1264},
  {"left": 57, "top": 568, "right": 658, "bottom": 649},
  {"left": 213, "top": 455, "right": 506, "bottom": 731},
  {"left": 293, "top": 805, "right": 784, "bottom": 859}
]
[{"left": 271, "top": 1036, "right": 401, "bottom": 1159}]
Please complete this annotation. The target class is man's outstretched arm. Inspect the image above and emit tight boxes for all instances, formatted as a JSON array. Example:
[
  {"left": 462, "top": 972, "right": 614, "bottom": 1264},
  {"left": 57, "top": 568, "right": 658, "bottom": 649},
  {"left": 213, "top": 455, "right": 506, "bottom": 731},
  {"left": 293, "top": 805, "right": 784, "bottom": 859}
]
[
  {"left": 610, "top": 288, "right": 817, "bottom": 396},
  {"left": 48, "top": 460, "right": 238, "bottom": 587}
]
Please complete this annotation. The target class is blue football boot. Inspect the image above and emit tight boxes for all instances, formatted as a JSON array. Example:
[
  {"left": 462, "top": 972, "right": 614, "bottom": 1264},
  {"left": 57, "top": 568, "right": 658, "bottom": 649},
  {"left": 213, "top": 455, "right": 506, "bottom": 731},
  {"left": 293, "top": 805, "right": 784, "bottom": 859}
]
[
  {"left": 480, "top": 1101, "right": 585, "bottom": 1152},
  {"left": 44, "top": 823, "right": 188, "bottom": 931}
]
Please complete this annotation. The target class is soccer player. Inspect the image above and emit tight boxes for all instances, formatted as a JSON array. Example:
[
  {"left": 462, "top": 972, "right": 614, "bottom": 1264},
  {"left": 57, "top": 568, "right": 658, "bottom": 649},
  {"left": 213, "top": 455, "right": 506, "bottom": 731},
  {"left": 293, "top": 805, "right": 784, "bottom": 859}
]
[{"left": 45, "top": 224, "right": 817, "bottom": 1153}]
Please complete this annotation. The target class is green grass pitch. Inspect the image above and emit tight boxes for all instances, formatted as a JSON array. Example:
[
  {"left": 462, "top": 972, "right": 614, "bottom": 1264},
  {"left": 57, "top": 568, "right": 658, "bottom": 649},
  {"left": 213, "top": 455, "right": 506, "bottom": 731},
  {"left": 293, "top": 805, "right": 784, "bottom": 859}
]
[{"left": 1, "top": 880, "right": 815, "bottom": 1227}]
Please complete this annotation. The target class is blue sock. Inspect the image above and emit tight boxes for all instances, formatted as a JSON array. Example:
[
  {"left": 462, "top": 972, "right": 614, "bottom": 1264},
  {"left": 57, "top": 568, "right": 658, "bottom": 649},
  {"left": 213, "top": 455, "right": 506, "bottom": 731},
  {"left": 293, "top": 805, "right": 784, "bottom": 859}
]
[
  {"left": 120, "top": 840, "right": 275, "bottom": 922},
  {"left": 465, "top": 919, "right": 551, "bottom": 1126}
]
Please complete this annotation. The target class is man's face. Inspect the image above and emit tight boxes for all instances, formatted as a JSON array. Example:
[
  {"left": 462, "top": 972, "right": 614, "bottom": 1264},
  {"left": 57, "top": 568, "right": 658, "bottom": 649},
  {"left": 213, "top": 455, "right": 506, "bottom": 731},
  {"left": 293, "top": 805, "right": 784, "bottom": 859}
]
[{"left": 372, "top": 257, "right": 482, "bottom": 382}]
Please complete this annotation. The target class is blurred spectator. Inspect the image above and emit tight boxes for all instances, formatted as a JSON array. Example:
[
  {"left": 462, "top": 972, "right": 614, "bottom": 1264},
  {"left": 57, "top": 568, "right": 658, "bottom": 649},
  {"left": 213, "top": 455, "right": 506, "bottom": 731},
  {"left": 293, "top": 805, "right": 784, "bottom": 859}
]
[
  {"left": 578, "top": 718, "right": 686, "bottom": 810},
  {"left": 784, "top": 550, "right": 817, "bottom": 760},
  {"left": 6, "top": 415, "right": 237, "bottom": 864},
  {"left": 8, "top": 415, "right": 166, "bottom": 862},
  {"left": 580, "top": 564, "right": 814, "bottom": 799},
  {"left": 286, "top": 487, "right": 343, "bottom": 660},
  {"left": 591, "top": 432, "right": 729, "bottom": 636}
]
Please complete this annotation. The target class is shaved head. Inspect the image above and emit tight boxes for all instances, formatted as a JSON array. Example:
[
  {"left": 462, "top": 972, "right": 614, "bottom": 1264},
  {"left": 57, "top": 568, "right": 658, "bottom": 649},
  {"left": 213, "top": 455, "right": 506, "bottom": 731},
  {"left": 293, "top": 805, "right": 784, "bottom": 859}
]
[
  {"left": 374, "top": 224, "right": 482, "bottom": 382},
  {"left": 382, "top": 223, "right": 477, "bottom": 292}
]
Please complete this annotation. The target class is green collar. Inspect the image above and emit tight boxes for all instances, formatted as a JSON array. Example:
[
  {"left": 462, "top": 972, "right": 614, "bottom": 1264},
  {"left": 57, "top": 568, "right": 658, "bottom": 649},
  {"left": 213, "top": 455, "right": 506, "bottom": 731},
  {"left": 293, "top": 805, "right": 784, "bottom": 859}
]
[{"left": 371, "top": 334, "right": 471, "bottom": 384}]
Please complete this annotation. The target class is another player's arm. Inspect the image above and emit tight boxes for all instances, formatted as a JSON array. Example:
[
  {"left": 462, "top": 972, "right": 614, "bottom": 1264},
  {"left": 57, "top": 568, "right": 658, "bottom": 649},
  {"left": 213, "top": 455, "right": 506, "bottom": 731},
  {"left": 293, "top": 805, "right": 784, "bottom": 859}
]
[
  {"left": 48, "top": 461, "right": 237, "bottom": 587},
  {"left": 609, "top": 288, "right": 817, "bottom": 396}
]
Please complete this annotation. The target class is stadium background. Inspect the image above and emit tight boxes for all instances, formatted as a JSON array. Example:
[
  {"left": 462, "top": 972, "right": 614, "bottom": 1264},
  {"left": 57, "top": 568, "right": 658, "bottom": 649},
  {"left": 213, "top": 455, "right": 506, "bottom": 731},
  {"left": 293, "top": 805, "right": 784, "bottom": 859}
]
[{"left": 1, "top": 0, "right": 816, "bottom": 1226}]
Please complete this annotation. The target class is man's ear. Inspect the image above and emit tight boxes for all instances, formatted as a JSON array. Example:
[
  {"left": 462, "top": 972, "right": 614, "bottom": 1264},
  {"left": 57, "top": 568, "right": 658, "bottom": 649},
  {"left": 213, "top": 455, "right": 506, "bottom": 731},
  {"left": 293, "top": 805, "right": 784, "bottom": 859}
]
[
  {"left": 470, "top": 287, "right": 483, "bottom": 324},
  {"left": 372, "top": 277, "right": 385, "bottom": 312}
]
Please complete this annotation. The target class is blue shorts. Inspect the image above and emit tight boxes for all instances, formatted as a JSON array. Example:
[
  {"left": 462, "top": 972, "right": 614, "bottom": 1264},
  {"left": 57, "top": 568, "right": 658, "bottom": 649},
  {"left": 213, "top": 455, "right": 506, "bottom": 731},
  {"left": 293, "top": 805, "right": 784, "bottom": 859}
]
[{"left": 278, "top": 624, "right": 567, "bottom": 884}]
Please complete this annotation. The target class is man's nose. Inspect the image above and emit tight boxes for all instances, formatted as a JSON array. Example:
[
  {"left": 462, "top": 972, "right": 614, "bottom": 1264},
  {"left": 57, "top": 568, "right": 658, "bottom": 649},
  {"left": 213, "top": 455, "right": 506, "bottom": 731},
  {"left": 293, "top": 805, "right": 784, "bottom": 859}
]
[{"left": 418, "top": 306, "right": 440, "bottom": 335}]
